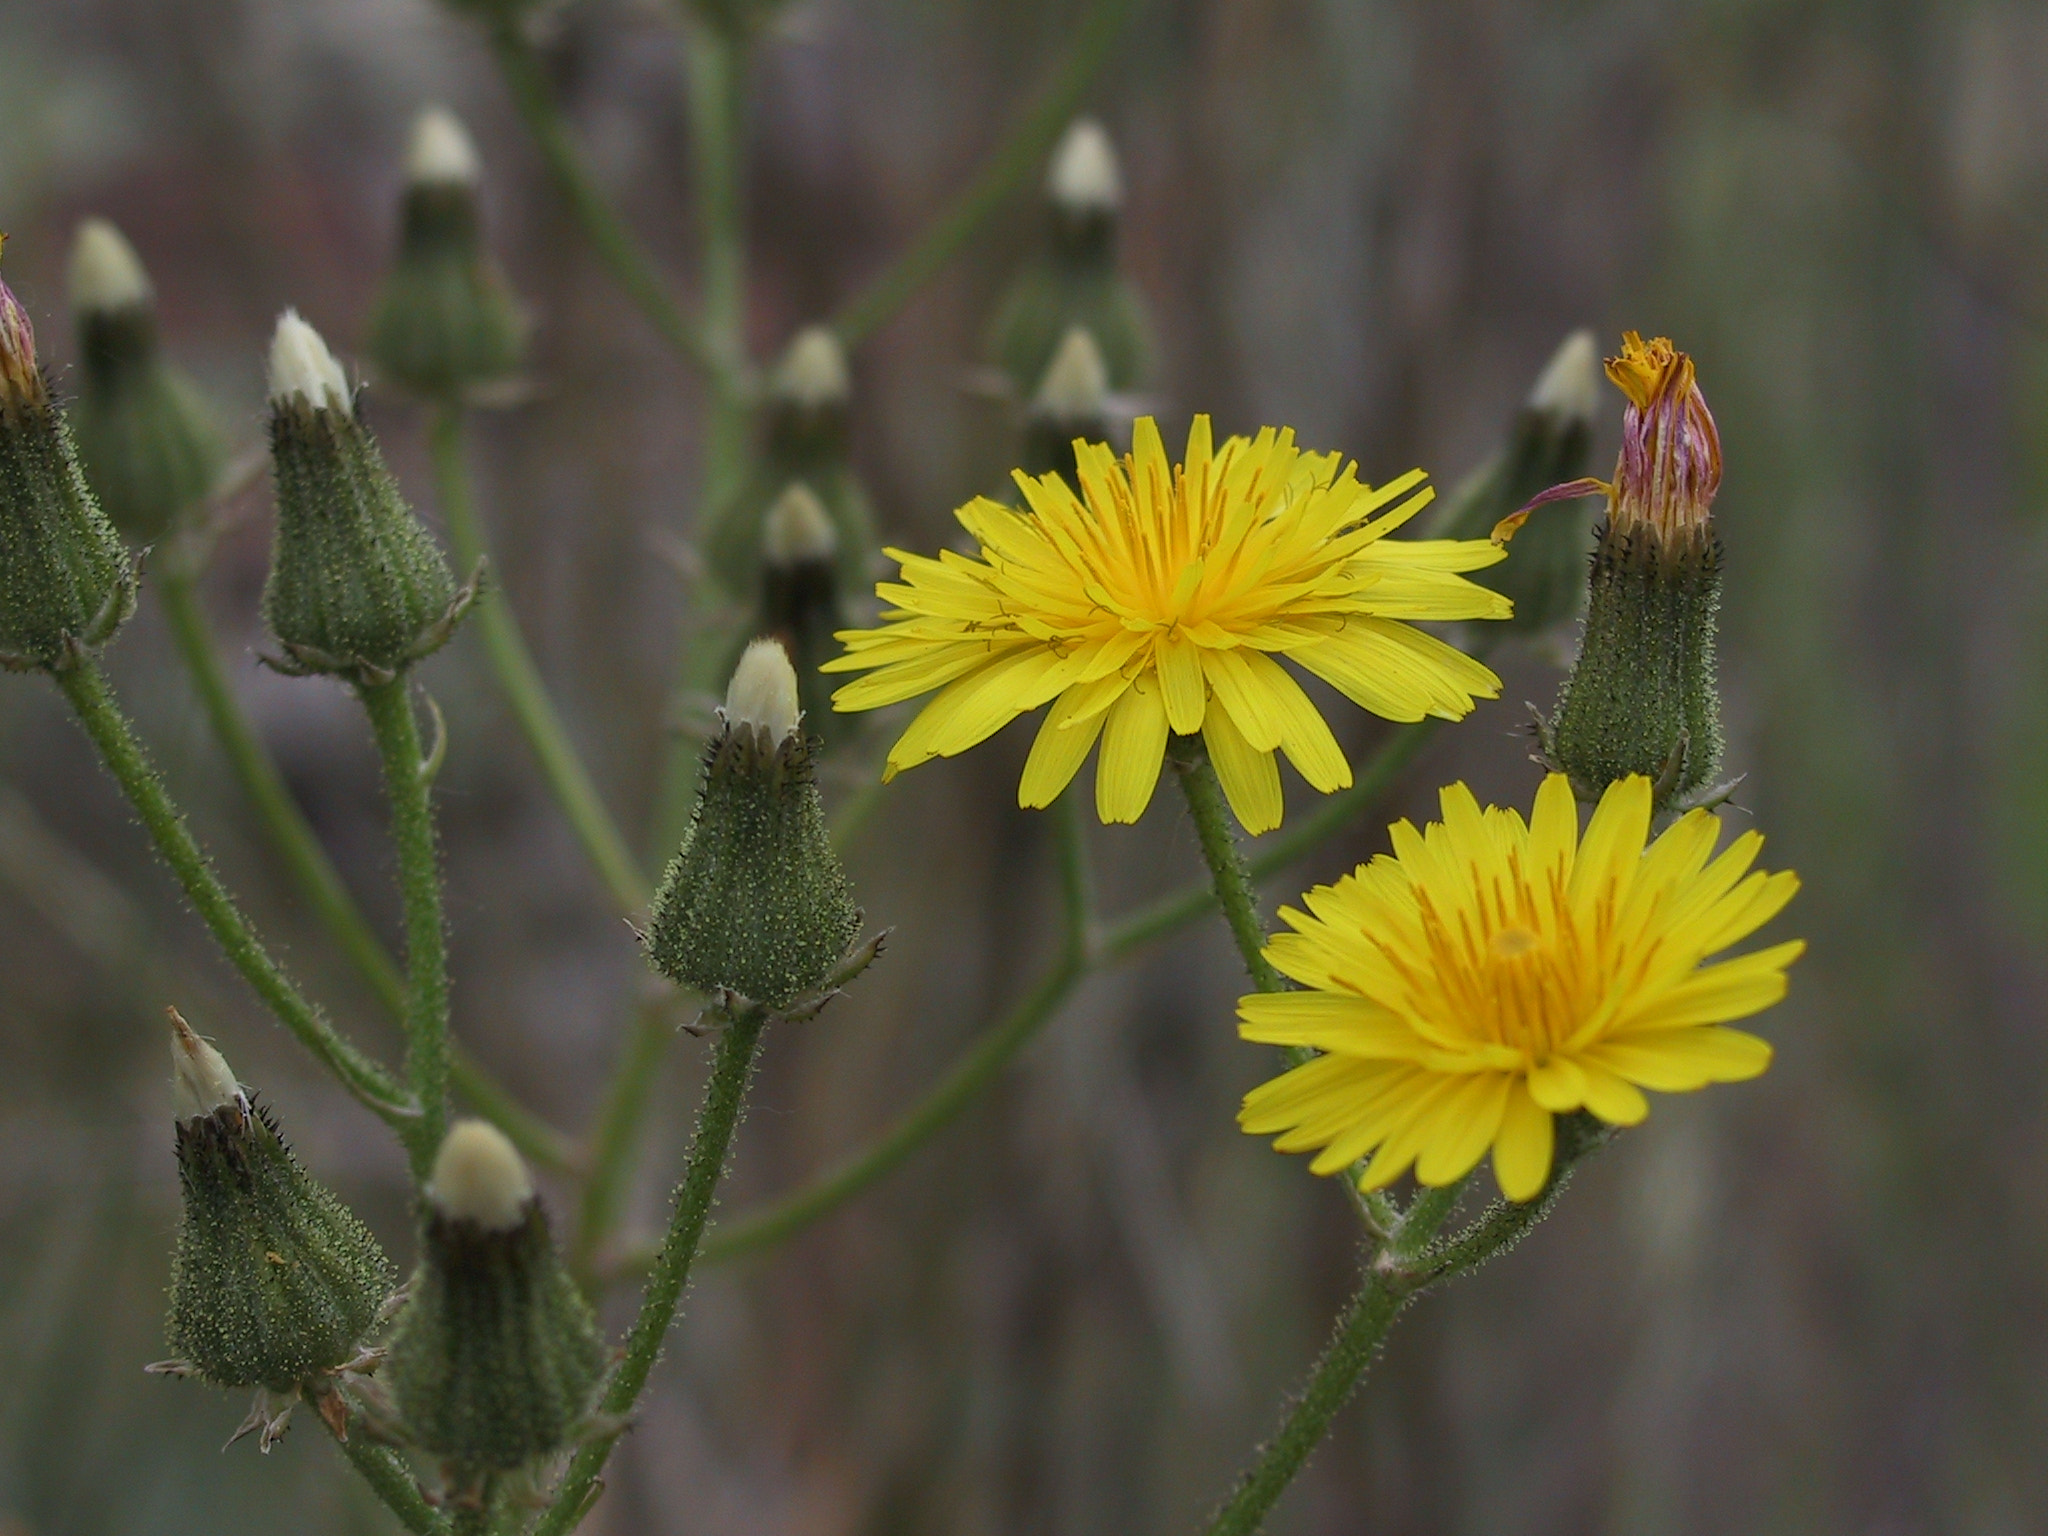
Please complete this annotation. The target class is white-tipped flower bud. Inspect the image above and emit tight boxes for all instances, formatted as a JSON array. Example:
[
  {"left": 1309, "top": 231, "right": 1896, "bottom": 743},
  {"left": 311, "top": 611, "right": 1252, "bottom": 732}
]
[
  {"left": 68, "top": 219, "right": 153, "bottom": 315},
  {"left": 724, "top": 637, "right": 802, "bottom": 744},
  {"left": 427, "top": 1120, "right": 533, "bottom": 1232},
  {"left": 169, "top": 1008, "right": 242, "bottom": 1122},
  {"left": 1047, "top": 118, "right": 1123, "bottom": 211},
  {"left": 772, "top": 326, "right": 850, "bottom": 410},
  {"left": 762, "top": 482, "right": 838, "bottom": 568},
  {"left": 266, "top": 310, "right": 351, "bottom": 413},
  {"left": 1032, "top": 326, "right": 1110, "bottom": 420},
  {"left": 405, "top": 106, "right": 482, "bottom": 187},
  {"left": 1528, "top": 328, "right": 1599, "bottom": 428}
]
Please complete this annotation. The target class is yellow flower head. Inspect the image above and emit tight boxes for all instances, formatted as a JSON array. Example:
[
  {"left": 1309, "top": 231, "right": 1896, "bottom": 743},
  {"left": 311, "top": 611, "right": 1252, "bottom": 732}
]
[
  {"left": 1238, "top": 774, "right": 1802, "bottom": 1200},
  {"left": 824, "top": 416, "right": 1511, "bottom": 832}
]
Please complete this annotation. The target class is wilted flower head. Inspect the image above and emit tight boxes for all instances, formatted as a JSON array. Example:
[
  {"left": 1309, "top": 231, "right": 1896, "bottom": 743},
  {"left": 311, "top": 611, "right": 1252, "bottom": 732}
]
[{"left": 827, "top": 417, "right": 1510, "bottom": 833}]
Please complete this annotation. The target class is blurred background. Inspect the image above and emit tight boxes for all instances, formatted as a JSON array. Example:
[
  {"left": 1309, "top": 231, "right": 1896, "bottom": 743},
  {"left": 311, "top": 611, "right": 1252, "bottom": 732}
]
[{"left": 4, "top": 0, "right": 2047, "bottom": 1531}]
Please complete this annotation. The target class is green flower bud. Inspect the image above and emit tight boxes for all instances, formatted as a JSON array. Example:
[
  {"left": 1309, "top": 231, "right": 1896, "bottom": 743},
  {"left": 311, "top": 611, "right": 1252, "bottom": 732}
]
[
  {"left": 367, "top": 109, "right": 527, "bottom": 399},
  {"left": 0, "top": 257, "right": 135, "bottom": 672},
  {"left": 1429, "top": 329, "right": 1599, "bottom": 638},
  {"left": 986, "top": 119, "right": 1150, "bottom": 397},
  {"left": 66, "top": 220, "right": 226, "bottom": 544},
  {"left": 1019, "top": 325, "right": 1110, "bottom": 485},
  {"left": 706, "top": 326, "right": 875, "bottom": 598},
  {"left": 162, "top": 1011, "right": 395, "bottom": 1399},
  {"left": 261, "top": 311, "right": 472, "bottom": 684},
  {"left": 1508, "top": 333, "right": 1726, "bottom": 806},
  {"left": 649, "top": 639, "right": 861, "bottom": 1008},
  {"left": 755, "top": 482, "right": 844, "bottom": 733},
  {"left": 386, "top": 1121, "right": 604, "bottom": 1478}
]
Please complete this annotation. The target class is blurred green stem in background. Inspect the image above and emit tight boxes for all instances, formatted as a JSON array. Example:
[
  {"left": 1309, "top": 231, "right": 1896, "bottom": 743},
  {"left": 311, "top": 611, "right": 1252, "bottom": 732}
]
[
  {"left": 572, "top": 989, "right": 684, "bottom": 1283},
  {"left": 481, "top": 14, "right": 725, "bottom": 385},
  {"left": 359, "top": 678, "right": 455, "bottom": 1171},
  {"left": 426, "top": 402, "right": 650, "bottom": 918},
  {"left": 52, "top": 660, "right": 417, "bottom": 1129},
  {"left": 156, "top": 554, "right": 578, "bottom": 1172},
  {"left": 828, "top": 0, "right": 1147, "bottom": 347},
  {"left": 607, "top": 724, "right": 1433, "bottom": 1279}
]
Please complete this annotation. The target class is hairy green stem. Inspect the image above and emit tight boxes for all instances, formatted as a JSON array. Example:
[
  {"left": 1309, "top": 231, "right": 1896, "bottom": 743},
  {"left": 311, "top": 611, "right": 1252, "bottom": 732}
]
[
  {"left": 536, "top": 1009, "right": 768, "bottom": 1533},
  {"left": 482, "top": 15, "right": 724, "bottom": 383},
  {"left": 159, "top": 569, "right": 406, "bottom": 1010},
  {"left": 360, "top": 680, "right": 453, "bottom": 1170},
  {"left": 329, "top": 1428, "right": 449, "bottom": 1535},
  {"left": 829, "top": 0, "right": 1146, "bottom": 345},
  {"left": 1166, "top": 739, "right": 1286, "bottom": 994},
  {"left": 573, "top": 990, "right": 681, "bottom": 1281},
  {"left": 53, "top": 661, "right": 414, "bottom": 1125},
  {"left": 1204, "top": 1133, "right": 1600, "bottom": 1536},
  {"left": 426, "top": 403, "right": 649, "bottom": 917},
  {"left": 158, "top": 564, "right": 576, "bottom": 1172}
]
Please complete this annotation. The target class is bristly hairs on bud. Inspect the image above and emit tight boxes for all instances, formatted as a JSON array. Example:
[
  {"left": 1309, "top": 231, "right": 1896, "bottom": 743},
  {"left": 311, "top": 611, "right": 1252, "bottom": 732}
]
[
  {"left": 986, "top": 118, "right": 1150, "bottom": 402},
  {"left": 0, "top": 238, "right": 136, "bottom": 671},
  {"left": 160, "top": 1009, "right": 395, "bottom": 1445},
  {"left": 261, "top": 310, "right": 475, "bottom": 684},
  {"left": 648, "top": 639, "right": 862, "bottom": 1009},
  {"left": 369, "top": 109, "right": 527, "bottom": 398},
  {"left": 706, "top": 325, "right": 875, "bottom": 600},
  {"left": 1427, "top": 328, "right": 1601, "bottom": 641},
  {"left": 1500, "top": 331, "right": 1727, "bottom": 807},
  {"left": 385, "top": 1120, "right": 604, "bottom": 1483},
  {"left": 67, "top": 219, "right": 227, "bottom": 545}
]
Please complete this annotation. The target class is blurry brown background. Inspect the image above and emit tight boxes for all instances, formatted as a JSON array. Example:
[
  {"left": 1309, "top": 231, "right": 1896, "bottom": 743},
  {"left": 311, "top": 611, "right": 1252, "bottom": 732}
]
[{"left": 5, "top": 0, "right": 2048, "bottom": 1531}]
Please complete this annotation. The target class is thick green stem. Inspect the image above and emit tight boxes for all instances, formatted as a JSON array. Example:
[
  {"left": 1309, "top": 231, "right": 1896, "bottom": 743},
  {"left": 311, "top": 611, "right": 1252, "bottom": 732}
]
[
  {"left": 482, "top": 16, "right": 725, "bottom": 382},
  {"left": 536, "top": 1010, "right": 768, "bottom": 1534},
  {"left": 328, "top": 1427, "right": 449, "bottom": 1536},
  {"left": 572, "top": 990, "right": 680, "bottom": 1280},
  {"left": 53, "top": 661, "right": 413, "bottom": 1125},
  {"left": 427, "top": 404, "right": 649, "bottom": 917},
  {"left": 1167, "top": 739, "right": 1286, "bottom": 995},
  {"left": 359, "top": 680, "right": 452, "bottom": 1171},
  {"left": 828, "top": 0, "right": 1146, "bottom": 346}
]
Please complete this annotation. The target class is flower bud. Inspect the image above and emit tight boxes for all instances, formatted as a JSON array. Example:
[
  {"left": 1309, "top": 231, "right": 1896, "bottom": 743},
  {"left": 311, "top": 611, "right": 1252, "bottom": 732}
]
[
  {"left": 261, "top": 310, "right": 472, "bottom": 684},
  {"left": 648, "top": 639, "right": 861, "bottom": 1008},
  {"left": 163, "top": 1010, "right": 395, "bottom": 1397},
  {"left": 986, "top": 118, "right": 1150, "bottom": 397},
  {"left": 385, "top": 1121, "right": 604, "bottom": 1476},
  {"left": 1019, "top": 325, "right": 1110, "bottom": 483},
  {"left": 755, "top": 481, "right": 844, "bottom": 731},
  {"left": 66, "top": 220, "right": 226, "bottom": 544},
  {"left": 0, "top": 253, "right": 135, "bottom": 671},
  {"left": 1501, "top": 332, "right": 1725, "bottom": 804},
  {"left": 705, "top": 326, "right": 875, "bottom": 599},
  {"left": 367, "top": 109, "right": 526, "bottom": 399},
  {"left": 1429, "top": 329, "right": 1600, "bottom": 638}
]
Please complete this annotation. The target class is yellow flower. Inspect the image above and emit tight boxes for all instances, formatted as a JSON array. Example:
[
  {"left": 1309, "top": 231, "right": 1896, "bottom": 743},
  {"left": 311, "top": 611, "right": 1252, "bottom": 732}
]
[
  {"left": 824, "top": 416, "right": 1510, "bottom": 832},
  {"left": 1238, "top": 774, "right": 1802, "bottom": 1199}
]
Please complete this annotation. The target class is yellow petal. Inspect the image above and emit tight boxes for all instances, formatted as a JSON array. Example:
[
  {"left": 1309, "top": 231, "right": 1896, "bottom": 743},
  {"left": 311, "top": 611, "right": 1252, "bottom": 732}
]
[
  {"left": 1156, "top": 635, "right": 1208, "bottom": 734},
  {"left": 1094, "top": 677, "right": 1169, "bottom": 824},
  {"left": 1237, "top": 991, "right": 1419, "bottom": 1057},
  {"left": 1235, "top": 652, "right": 1351, "bottom": 793},
  {"left": 1491, "top": 1081, "right": 1554, "bottom": 1200},
  {"left": 1203, "top": 705, "right": 1283, "bottom": 834},
  {"left": 1414, "top": 1073, "right": 1511, "bottom": 1186},
  {"left": 1018, "top": 687, "right": 1110, "bottom": 809}
]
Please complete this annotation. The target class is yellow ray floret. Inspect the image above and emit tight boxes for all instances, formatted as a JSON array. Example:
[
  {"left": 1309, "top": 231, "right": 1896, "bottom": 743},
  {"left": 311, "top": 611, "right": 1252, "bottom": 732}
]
[
  {"left": 1237, "top": 774, "right": 1803, "bottom": 1199},
  {"left": 824, "top": 415, "right": 1511, "bottom": 832}
]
